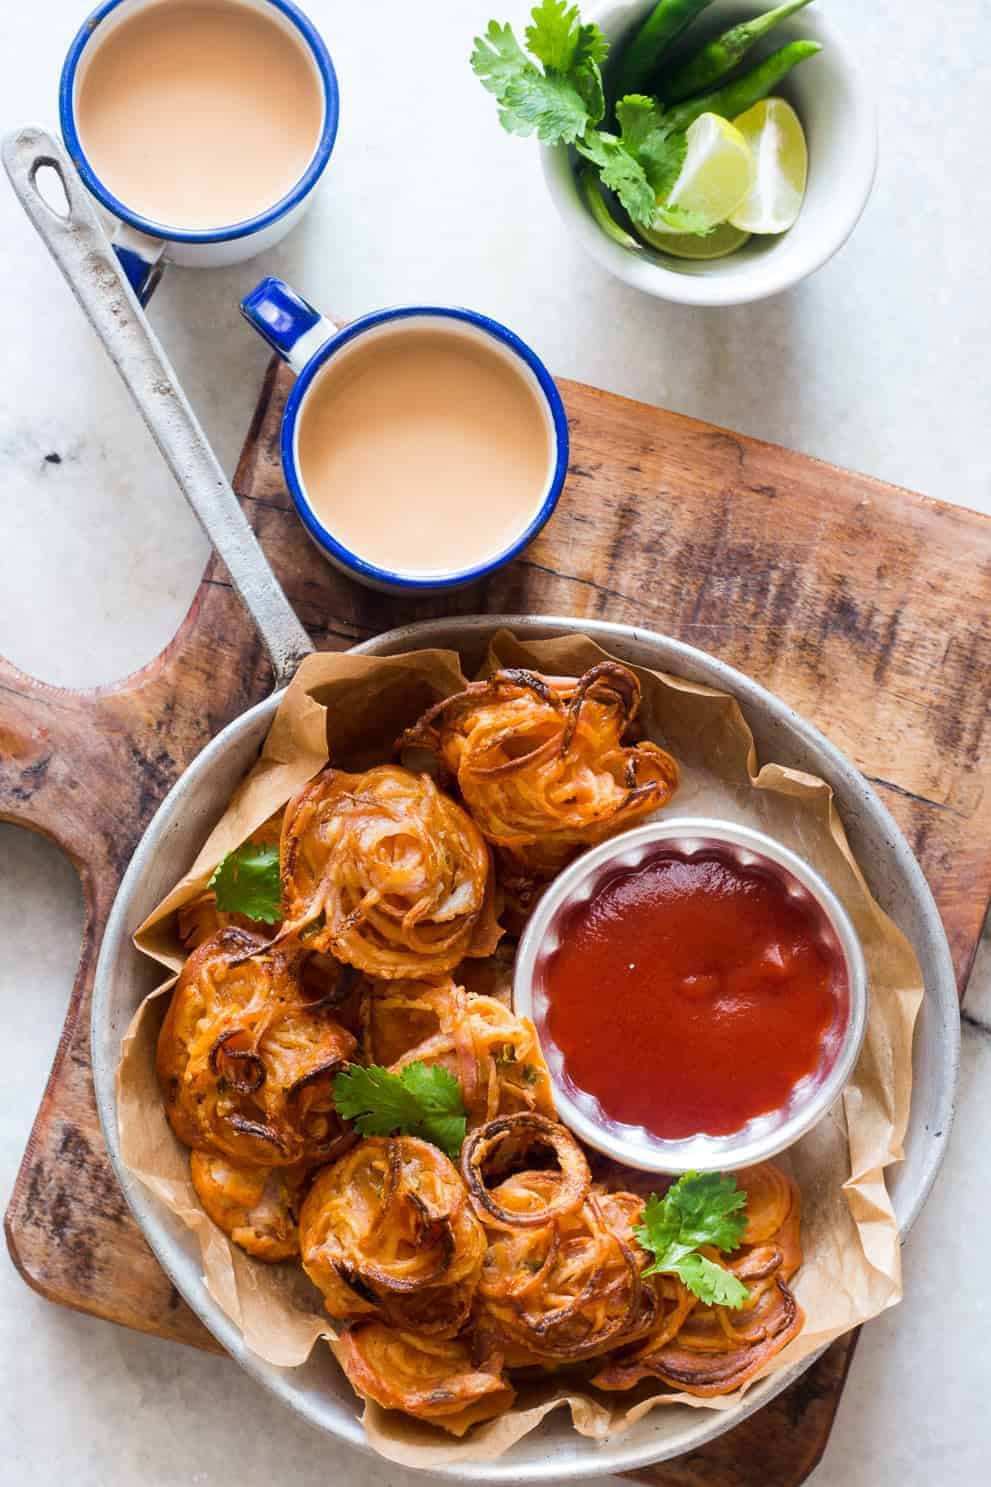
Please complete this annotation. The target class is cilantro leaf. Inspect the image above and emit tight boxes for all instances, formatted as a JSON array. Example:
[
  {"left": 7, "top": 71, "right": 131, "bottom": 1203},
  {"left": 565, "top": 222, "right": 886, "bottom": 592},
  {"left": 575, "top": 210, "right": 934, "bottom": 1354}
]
[
  {"left": 208, "top": 842, "right": 281, "bottom": 924},
  {"left": 525, "top": 0, "right": 583, "bottom": 72},
  {"left": 503, "top": 71, "right": 592, "bottom": 143},
  {"left": 663, "top": 1171, "right": 748, "bottom": 1249},
  {"left": 617, "top": 94, "right": 688, "bottom": 204},
  {"left": 571, "top": 63, "right": 605, "bottom": 129},
  {"left": 576, "top": 130, "right": 655, "bottom": 227},
  {"left": 653, "top": 201, "right": 713, "bottom": 235},
  {"left": 472, "top": 5, "right": 607, "bottom": 144},
  {"left": 525, "top": 0, "right": 607, "bottom": 76},
  {"left": 332, "top": 1062, "right": 468, "bottom": 1161},
  {"left": 634, "top": 1172, "right": 750, "bottom": 1310},
  {"left": 573, "top": 22, "right": 609, "bottom": 71},
  {"left": 616, "top": 94, "right": 666, "bottom": 156},
  {"left": 669, "top": 1253, "right": 751, "bottom": 1309},
  {"left": 471, "top": 21, "right": 533, "bottom": 103}
]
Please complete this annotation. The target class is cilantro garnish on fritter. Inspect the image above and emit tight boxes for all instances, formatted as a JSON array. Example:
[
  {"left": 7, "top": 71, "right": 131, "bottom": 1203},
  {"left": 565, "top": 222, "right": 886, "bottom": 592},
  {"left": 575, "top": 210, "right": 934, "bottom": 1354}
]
[
  {"left": 634, "top": 1171, "right": 751, "bottom": 1308},
  {"left": 209, "top": 841, "right": 282, "bottom": 924},
  {"left": 332, "top": 1062, "right": 468, "bottom": 1161}
]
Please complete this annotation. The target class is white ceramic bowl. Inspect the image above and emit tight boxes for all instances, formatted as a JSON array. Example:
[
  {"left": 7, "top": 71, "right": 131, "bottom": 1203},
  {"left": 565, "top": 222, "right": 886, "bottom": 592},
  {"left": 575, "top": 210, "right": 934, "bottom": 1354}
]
[
  {"left": 515, "top": 819, "right": 868, "bottom": 1174},
  {"left": 541, "top": 0, "right": 877, "bottom": 305}
]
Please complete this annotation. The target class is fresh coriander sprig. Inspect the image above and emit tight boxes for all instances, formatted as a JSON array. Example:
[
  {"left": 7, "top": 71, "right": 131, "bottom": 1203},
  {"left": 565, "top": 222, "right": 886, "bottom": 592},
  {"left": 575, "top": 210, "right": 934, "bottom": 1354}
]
[
  {"left": 472, "top": 0, "right": 607, "bottom": 144},
  {"left": 208, "top": 842, "right": 282, "bottom": 924},
  {"left": 471, "top": 1, "right": 708, "bottom": 234},
  {"left": 634, "top": 1172, "right": 750, "bottom": 1309},
  {"left": 332, "top": 1062, "right": 468, "bottom": 1161}
]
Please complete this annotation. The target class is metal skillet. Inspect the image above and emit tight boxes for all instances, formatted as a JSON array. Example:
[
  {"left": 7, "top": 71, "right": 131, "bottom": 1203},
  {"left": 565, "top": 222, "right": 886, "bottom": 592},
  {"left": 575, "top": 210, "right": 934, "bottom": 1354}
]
[{"left": 4, "top": 125, "right": 959, "bottom": 1482}]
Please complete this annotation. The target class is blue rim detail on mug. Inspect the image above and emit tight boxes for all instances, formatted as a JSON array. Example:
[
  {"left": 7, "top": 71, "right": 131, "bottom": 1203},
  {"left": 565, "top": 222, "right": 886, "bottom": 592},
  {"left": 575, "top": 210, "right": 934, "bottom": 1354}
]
[
  {"left": 58, "top": 0, "right": 339, "bottom": 245},
  {"left": 240, "top": 281, "right": 570, "bottom": 594}
]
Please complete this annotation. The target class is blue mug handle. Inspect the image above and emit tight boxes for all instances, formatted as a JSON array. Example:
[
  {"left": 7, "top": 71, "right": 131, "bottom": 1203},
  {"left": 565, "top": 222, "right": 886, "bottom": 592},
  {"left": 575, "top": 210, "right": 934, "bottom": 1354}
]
[
  {"left": 240, "top": 276, "right": 339, "bottom": 373},
  {"left": 112, "top": 222, "right": 166, "bottom": 306}
]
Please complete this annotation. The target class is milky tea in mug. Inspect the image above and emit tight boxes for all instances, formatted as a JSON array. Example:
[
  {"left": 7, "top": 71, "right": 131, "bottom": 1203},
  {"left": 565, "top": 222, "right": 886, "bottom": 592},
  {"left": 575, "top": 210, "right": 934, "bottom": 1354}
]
[
  {"left": 73, "top": 0, "right": 325, "bottom": 231},
  {"left": 296, "top": 325, "right": 556, "bottom": 577}
]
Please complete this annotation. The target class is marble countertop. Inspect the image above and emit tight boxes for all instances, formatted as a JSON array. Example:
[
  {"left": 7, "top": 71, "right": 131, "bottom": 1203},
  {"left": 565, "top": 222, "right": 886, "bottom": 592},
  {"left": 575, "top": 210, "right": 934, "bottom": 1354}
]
[{"left": 1, "top": 2, "right": 989, "bottom": 1484}]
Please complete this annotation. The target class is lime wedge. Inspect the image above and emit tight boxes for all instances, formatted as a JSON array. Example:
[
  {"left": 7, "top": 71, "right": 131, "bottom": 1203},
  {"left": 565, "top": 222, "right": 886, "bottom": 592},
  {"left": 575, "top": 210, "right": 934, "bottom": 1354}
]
[
  {"left": 635, "top": 220, "right": 752, "bottom": 260},
  {"left": 662, "top": 112, "right": 755, "bottom": 232},
  {"left": 729, "top": 99, "right": 808, "bottom": 234}
]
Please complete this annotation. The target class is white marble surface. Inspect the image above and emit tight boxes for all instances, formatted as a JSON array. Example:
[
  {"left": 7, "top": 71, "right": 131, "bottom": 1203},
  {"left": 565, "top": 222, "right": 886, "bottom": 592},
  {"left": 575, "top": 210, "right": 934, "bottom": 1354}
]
[{"left": 1, "top": 1, "right": 989, "bottom": 1483}]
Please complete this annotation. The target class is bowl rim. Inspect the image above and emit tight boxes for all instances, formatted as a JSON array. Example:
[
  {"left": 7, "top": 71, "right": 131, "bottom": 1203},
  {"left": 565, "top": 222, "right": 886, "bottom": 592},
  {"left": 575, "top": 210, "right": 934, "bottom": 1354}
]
[
  {"left": 515, "top": 816, "right": 869, "bottom": 1172},
  {"left": 90, "top": 615, "right": 959, "bottom": 1482},
  {"left": 540, "top": 0, "right": 879, "bottom": 306}
]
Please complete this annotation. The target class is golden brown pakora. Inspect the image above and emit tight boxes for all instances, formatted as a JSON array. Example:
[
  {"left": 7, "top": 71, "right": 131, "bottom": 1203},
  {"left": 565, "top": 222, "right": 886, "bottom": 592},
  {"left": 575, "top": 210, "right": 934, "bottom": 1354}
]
[
  {"left": 333, "top": 1323, "right": 515, "bottom": 1434},
  {"left": 400, "top": 663, "right": 679, "bottom": 888},
  {"left": 189, "top": 1149, "right": 310, "bottom": 1262},
  {"left": 279, "top": 765, "right": 501, "bottom": 978},
  {"left": 593, "top": 1163, "right": 804, "bottom": 1395},
  {"left": 476, "top": 1173, "right": 657, "bottom": 1364},
  {"left": 157, "top": 928, "right": 356, "bottom": 1166},
  {"left": 300, "top": 1136, "right": 486, "bottom": 1338}
]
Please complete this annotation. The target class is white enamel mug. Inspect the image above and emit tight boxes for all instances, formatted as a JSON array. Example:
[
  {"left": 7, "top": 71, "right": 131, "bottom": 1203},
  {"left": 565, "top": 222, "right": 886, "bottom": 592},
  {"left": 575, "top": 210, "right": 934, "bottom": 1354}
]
[
  {"left": 240, "top": 277, "right": 571, "bottom": 596},
  {"left": 59, "top": 0, "right": 339, "bottom": 302}
]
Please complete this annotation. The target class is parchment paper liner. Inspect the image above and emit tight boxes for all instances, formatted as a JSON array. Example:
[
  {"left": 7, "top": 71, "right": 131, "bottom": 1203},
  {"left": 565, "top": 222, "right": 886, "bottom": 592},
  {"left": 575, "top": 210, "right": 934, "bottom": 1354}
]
[{"left": 118, "top": 632, "right": 923, "bottom": 1467}]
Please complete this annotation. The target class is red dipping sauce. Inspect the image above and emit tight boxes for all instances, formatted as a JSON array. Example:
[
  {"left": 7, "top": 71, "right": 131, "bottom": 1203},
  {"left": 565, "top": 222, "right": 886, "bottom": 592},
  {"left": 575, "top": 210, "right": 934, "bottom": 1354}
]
[{"left": 538, "top": 850, "right": 847, "bottom": 1139}]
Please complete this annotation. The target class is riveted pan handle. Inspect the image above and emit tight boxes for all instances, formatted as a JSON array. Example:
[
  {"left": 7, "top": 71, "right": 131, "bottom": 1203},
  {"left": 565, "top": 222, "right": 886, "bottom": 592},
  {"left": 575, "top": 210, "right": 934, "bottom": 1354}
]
[{"left": 2, "top": 124, "right": 314, "bottom": 688}]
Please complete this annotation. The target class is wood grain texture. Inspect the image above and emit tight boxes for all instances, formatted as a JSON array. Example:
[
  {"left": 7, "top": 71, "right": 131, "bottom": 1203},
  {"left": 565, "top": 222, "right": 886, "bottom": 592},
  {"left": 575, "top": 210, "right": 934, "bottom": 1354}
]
[{"left": 3, "top": 357, "right": 988, "bottom": 1480}]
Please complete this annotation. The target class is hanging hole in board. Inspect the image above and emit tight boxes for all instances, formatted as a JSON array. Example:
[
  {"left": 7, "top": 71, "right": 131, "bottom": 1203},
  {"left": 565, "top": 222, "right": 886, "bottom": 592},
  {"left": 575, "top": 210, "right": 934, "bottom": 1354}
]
[{"left": 32, "top": 160, "right": 71, "bottom": 219}]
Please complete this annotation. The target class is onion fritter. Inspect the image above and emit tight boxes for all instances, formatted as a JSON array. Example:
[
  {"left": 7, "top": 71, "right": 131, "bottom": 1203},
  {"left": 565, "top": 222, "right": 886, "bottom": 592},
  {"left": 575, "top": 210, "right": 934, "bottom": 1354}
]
[
  {"left": 390, "top": 989, "right": 554, "bottom": 1126},
  {"left": 401, "top": 663, "right": 678, "bottom": 883},
  {"left": 189, "top": 1150, "right": 310, "bottom": 1262},
  {"left": 476, "top": 1173, "right": 657, "bottom": 1364},
  {"left": 360, "top": 977, "right": 459, "bottom": 1067},
  {"left": 157, "top": 928, "right": 356, "bottom": 1166},
  {"left": 279, "top": 765, "right": 501, "bottom": 978},
  {"left": 300, "top": 1136, "right": 486, "bottom": 1338},
  {"left": 334, "top": 1324, "right": 514, "bottom": 1434},
  {"left": 593, "top": 1162, "right": 804, "bottom": 1396}
]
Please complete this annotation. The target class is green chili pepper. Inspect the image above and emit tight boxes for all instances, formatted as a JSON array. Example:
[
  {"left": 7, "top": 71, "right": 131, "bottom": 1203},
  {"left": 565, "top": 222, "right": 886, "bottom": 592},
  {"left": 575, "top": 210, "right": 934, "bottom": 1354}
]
[
  {"left": 578, "top": 167, "right": 641, "bottom": 250},
  {"left": 660, "top": 0, "right": 815, "bottom": 103},
  {"left": 614, "top": 0, "right": 717, "bottom": 101},
  {"left": 661, "top": 39, "right": 822, "bottom": 132}
]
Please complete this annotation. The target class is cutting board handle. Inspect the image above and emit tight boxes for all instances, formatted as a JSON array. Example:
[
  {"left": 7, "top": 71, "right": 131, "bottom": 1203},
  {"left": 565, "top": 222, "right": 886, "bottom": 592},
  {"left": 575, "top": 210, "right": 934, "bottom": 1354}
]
[{"left": 2, "top": 124, "right": 313, "bottom": 688}]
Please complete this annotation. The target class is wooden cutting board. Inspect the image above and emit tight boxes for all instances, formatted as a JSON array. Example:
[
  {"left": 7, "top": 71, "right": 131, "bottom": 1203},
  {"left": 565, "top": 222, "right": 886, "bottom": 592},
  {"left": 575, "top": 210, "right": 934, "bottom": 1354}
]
[{"left": 3, "top": 358, "right": 989, "bottom": 1487}]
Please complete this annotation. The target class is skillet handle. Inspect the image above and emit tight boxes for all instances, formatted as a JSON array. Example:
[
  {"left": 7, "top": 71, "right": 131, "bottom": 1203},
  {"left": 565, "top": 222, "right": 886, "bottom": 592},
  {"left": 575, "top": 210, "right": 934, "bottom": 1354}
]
[{"left": 1, "top": 124, "right": 314, "bottom": 688}]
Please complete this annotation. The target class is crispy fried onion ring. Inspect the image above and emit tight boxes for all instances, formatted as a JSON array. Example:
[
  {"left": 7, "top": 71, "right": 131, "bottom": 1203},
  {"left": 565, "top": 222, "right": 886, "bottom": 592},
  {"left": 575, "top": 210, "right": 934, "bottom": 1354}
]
[
  {"left": 189, "top": 1150, "right": 310, "bottom": 1262},
  {"left": 156, "top": 929, "right": 356, "bottom": 1166},
  {"left": 476, "top": 1174, "right": 660, "bottom": 1363},
  {"left": 333, "top": 1324, "right": 514, "bottom": 1434},
  {"left": 593, "top": 1163, "right": 804, "bottom": 1396},
  {"left": 389, "top": 988, "right": 554, "bottom": 1126},
  {"left": 401, "top": 663, "right": 679, "bottom": 879},
  {"left": 300, "top": 1137, "right": 486, "bottom": 1337},
  {"left": 279, "top": 765, "right": 500, "bottom": 978},
  {"left": 461, "top": 1113, "right": 590, "bottom": 1229}
]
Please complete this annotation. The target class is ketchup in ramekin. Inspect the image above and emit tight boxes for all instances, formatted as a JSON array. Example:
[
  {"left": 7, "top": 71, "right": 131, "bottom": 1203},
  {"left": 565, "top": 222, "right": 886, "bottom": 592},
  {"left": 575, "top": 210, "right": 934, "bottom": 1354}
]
[{"left": 516, "top": 821, "right": 867, "bottom": 1172}]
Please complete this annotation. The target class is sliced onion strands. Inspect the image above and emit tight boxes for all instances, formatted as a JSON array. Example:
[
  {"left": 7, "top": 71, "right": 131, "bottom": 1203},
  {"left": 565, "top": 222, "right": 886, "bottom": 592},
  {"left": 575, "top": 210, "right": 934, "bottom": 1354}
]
[{"left": 461, "top": 1113, "right": 590, "bottom": 1229}]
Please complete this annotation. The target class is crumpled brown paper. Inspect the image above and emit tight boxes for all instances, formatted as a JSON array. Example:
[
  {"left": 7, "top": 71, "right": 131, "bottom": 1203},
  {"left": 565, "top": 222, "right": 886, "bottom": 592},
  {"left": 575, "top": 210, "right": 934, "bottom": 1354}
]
[{"left": 118, "top": 631, "right": 924, "bottom": 1467}]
